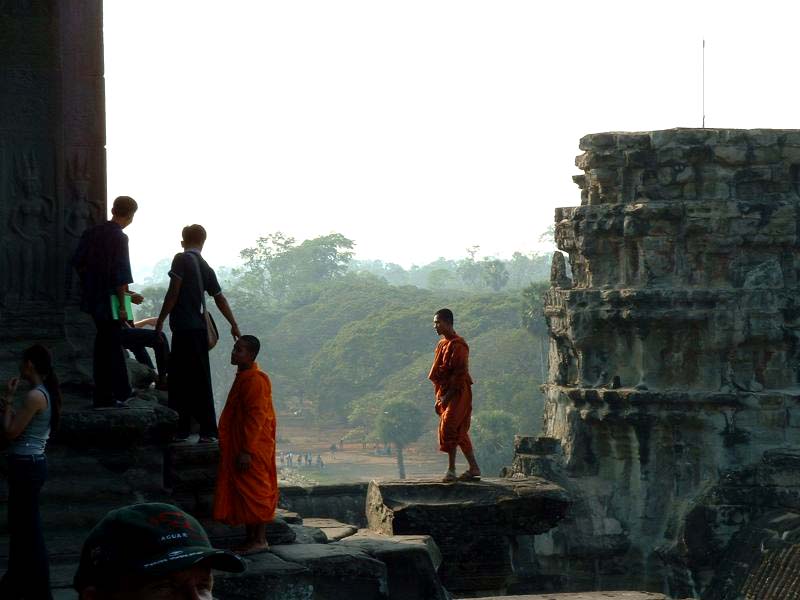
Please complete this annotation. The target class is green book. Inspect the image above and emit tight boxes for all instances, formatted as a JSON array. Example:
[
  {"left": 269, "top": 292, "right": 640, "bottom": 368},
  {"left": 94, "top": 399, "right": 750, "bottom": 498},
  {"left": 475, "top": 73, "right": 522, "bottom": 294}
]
[{"left": 110, "top": 294, "right": 134, "bottom": 320}]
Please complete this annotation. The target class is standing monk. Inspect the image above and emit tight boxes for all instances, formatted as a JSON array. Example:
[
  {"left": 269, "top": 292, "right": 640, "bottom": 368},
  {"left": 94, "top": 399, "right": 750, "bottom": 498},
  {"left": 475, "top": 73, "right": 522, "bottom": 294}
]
[
  {"left": 429, "top": 308, "right": 481, "bottom": 482},
  {"left": 214, "top": 335, "right": 278, "bottom": 555}
]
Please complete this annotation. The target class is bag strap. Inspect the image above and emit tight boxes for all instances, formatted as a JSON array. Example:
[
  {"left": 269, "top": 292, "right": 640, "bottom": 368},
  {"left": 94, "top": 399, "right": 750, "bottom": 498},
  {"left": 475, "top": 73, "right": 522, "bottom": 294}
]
[{"left": 185, "top": 251, "right": 208, "bottom": 316}]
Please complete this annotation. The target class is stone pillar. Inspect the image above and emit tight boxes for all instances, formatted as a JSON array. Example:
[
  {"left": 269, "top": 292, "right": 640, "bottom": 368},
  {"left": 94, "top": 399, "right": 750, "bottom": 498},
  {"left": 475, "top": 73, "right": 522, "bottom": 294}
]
[
  {"left": 0, "top": 0, "right": 105, "bottom": 385},
  {"left": 519, "top": 129, "right": 800, "bottom": 595}
]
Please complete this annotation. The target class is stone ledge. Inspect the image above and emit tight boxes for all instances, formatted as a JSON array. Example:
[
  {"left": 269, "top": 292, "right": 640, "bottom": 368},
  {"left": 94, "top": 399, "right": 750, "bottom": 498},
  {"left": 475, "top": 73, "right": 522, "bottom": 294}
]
[
  {"left": 472, "top": 593, "right": 673, "bottom": 600},
  {"left": 366, "top": 477, "right": 569, "bottom": 593},
  {"left": 269, "top": 543, "right": 388, "bottom": 599},
  {"left": 367, "top": 477, "right": 569, "bottom": 536},
  {"left": 55, "top": 397, "right": 177, "bottom": 448},
  {"left": 544, "top": 385, "right": 800, "bottom": 409}
]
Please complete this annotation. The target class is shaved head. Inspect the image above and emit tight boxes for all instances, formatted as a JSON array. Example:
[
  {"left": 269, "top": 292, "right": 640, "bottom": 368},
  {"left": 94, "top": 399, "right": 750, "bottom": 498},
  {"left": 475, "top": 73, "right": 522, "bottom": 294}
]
[
  {"left": 434, "top": 308, "right": 454, "bottom": 325},
  {"left": 239, "top": 335, "right": 260, "bottom": 358}
]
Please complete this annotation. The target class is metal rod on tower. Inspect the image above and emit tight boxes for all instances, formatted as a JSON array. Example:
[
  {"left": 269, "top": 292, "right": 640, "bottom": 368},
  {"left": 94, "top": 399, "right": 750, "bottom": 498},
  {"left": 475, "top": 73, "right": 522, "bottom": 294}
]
[{"left": 702, "top": 39, "right": 706, "bottom": 128}]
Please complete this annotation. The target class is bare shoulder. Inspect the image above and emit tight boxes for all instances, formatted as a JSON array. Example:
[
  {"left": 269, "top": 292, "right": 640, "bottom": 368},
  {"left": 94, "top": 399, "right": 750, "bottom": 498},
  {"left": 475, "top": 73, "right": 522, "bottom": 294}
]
[{"left": 24, "top": 388, "right": 47, "bottom": 411}]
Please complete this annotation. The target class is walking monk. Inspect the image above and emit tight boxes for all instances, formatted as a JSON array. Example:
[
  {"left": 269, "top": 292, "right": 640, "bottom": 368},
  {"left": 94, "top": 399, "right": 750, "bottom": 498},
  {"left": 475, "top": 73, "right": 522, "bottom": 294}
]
[
  {"left": 214, "top": 335, "right": 277, "bottom": 554},
  {"left": 428, "top": 308, "right": 481, "bottom": 482}
]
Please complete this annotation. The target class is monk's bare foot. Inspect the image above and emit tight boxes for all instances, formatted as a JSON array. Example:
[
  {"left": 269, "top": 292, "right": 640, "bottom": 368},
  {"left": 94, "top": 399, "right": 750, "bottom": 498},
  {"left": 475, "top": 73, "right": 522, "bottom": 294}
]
[
  {"left": 457, "top": 469, "right": 481, "bottom": 481},
  {"left": 442, "top": 469, "right": 457, "bottom": 483},
  {"left": 233, "top": 541, "right": 270, "bottom": 556}
]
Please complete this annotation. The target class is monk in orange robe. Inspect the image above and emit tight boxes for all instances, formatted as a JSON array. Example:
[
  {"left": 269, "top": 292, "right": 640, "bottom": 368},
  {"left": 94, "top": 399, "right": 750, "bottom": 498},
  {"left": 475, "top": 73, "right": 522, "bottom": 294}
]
[
  {"left": 428, "top": 308, "right": 481, "bottom": 482},
  {"left": 213, "top": 335, "right": 278, "bottom": 554}
]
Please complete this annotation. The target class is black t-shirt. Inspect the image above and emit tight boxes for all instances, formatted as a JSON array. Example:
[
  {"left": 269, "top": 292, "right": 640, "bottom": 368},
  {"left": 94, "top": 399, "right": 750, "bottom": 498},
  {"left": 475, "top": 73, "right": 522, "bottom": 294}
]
[
  {"left": 167, "top": 250, "right": 222, "bottom": 332},
  {"left": 72, "top": 221, "right": 133, "bottom": 320}
]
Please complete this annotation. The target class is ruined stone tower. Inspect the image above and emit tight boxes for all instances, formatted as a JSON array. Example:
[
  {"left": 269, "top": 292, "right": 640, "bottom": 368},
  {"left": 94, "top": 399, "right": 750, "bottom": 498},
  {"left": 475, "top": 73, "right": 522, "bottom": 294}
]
[{"left": 520, "top": 129, "right": 800, "bottom": 597}]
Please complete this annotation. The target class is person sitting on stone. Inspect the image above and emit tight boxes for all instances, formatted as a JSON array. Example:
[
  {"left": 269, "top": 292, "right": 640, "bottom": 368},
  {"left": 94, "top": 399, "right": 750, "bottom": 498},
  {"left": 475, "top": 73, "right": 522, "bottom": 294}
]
[
  {"left": 213, "top": 335, "right": 278, "bottom": 555},
  {"left": 121, "top": 317, "right": 169, "bottom": 390},
  {"left": 429, "top": 308, "right": 481, "bottom": 482},
  {"left": 73, "top": 502, "right": 245, "bottom": 600}
]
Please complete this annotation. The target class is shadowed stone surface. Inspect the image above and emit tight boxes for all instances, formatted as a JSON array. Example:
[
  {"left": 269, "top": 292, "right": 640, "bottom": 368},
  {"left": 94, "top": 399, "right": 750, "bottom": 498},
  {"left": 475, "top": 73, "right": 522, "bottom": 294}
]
[
  {"left": 212, "top": 552, "right": 314, "bottom": 600},
  {"left": 347, "top": 529, "right": 443, "bottom": 571},
  {"left": 290, "top": 524, "right": 328, "bottom": 544},
  {"left": 0, "top": 0, "right": 106, "bottom": 388},
  {"left": 269, "top": 543, "right": 388, "bottom": 600},
  {"left": 280, "top": 483, "right": 369, "bottom": 528},
  {"left": 472, "top": 594, "right": 672, "bottom": 600},
  {"left": 513, "top": 129, "right": 800, "bottom": 597},
  {"left": 366, "top": 477, "right": 568, "bottom": 593},
  {"left": 339, "top": 531, "right": 447, "bottom": 600},
  {"left": 703, "top": 510, "right": 800, "bottom": 599},
  {"left": 302, "top": 517, "right": 358, "bottom": 542},
  {"left": 203, "top": 515, "right": 298, "bottom": 548}
]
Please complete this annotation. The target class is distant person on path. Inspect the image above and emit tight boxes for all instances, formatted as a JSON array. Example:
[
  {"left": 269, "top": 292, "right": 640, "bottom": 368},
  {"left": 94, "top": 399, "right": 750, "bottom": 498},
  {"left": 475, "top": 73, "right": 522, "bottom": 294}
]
[
  {"left": 73, "top": 195, "right": 143, "bottom": 408},
  {"left": 156, "top": 224, "right": 240, "bottom": 442},
  {"left": 0, "top": 345, "right": 63, "bottom": 599},
  {"left": 213, "top": 335, "right": 278, "bottom": 555},
  {"left": 73, "top": 502, "right": 245, "bottom": 600},
  {"left": 121, "top": 317, "right": 169, "bottom": 390},
  {"left": 429, "top": 308, "right": 481, "bottom": 482}
]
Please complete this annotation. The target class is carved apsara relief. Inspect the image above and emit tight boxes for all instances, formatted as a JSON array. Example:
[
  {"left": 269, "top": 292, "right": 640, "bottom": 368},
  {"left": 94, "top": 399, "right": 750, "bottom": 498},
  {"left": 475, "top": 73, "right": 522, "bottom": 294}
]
[{"left": 4, "top": 151, "right": 53, "bottom": 301}]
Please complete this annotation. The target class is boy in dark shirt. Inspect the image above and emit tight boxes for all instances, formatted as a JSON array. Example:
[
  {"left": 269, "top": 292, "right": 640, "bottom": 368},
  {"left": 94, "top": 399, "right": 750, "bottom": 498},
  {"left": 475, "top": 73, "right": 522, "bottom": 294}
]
[
  {"left": 73, "top": 196, "right": 143, "bottom": 408},
  {"left": 156, "top": 225, "right": 240, "bottom": 442}
]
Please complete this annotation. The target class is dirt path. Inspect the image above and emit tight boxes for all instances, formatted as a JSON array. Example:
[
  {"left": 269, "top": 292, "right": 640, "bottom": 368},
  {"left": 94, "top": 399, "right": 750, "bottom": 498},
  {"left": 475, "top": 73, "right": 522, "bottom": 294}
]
[{"left": 276, "top": 417, "right": 444, "bottom": 484}]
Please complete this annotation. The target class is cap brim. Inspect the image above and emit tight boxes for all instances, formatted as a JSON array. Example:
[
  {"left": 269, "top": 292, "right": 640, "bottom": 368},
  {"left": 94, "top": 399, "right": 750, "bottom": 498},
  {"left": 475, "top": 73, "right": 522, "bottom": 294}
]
[{"left": 141, "top": 546, "right": 246, "bottom": 579}]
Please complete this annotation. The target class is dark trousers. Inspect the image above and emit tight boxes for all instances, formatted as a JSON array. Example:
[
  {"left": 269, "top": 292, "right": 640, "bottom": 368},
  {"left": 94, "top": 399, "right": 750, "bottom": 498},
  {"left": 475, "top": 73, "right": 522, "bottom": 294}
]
[
  {"left": 121, "top": 327, "right": 170, "bottom": 377},
  {"left": 92, "top": 316, "right": 131, "bottom": 407},
  {"left": 169, "top": 329, "right": 217, "bottom": 437},
  {"left": 0, "top": 455, "right": 52, "bottom": 600}
]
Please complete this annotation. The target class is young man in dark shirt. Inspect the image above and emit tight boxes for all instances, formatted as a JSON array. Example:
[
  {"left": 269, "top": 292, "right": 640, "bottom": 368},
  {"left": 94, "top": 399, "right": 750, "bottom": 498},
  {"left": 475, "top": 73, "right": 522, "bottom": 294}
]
[
  {"left": 73, "top": 196, "right": 144, "bottom": 408},
  {"left": 156, "top": 225, "right": 240, "bottom": 442}
]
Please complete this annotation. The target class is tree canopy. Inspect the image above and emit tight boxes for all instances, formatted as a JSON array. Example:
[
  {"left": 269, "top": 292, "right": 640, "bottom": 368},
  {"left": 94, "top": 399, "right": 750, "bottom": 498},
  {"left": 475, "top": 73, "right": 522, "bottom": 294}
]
[{"left": 170, "top": 230, "right": 557, "bottom": 476}]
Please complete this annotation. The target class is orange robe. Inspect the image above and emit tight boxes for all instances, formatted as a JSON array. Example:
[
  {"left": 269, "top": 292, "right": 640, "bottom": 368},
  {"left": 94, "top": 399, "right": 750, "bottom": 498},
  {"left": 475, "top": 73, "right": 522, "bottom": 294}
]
[
  {"left": 428, "top": 334, "right": 474, "bottom": 453},
  {"left": 213, "top": 363, "right": 278, "bottom": 526}
]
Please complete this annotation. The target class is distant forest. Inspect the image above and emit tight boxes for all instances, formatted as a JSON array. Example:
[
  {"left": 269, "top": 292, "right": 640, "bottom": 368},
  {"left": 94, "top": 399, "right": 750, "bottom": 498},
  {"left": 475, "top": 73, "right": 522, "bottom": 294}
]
[{"left": 138, "top": 231, "right": 553, "bottom": 475}]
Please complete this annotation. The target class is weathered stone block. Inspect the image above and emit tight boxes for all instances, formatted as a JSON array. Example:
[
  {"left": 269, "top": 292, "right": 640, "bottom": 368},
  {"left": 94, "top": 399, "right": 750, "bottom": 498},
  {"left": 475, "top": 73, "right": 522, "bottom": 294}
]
[
  {"left": 337, "top": 534, "right": 448, "bottom": 600},
  {"left": 279, "top": 483, "right": 369, "bottom": 528},
  {"left": 366, "top": 478, "right": 568, "bottom": 593},
  {"left": 514, "top": 435, "right": 561, "bottom": 456},
  {"left": 301, "top": 518, "right": 358, "bottom": 542},
  {"left": 213, "top": 552, "right": 313, "bottom": 600},
  {"left": 269, "top": 544, "right": 388, "bottom": 600}
]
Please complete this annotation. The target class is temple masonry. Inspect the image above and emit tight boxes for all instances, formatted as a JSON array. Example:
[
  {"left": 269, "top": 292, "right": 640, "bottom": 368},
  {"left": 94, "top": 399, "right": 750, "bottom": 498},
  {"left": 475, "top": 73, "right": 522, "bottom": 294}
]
[
  {"left": 510, "top": 128, "right": 800, "bottom": 598},
  {"left": 5, "top": 2, "right": 800, "bottom": 599},
  {"left": 0, "top": 0, "right": 104, "bottom": 387}
]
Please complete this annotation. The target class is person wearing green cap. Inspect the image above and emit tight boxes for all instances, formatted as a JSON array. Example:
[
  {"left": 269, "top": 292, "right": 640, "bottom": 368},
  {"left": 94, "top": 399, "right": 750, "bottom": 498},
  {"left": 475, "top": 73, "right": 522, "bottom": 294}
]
[{"left": 74, "top": 503, "right": 245, "bottom": 599}]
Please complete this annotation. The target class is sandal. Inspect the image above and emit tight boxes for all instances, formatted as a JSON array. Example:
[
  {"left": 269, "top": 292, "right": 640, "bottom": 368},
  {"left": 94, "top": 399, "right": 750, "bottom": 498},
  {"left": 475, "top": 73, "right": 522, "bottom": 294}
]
[
  {"left": 457, "top": 470, "right": 481, "bottom": 481},
  {"left": 442, "top": 469, "right": 457, "bottom": 483}
]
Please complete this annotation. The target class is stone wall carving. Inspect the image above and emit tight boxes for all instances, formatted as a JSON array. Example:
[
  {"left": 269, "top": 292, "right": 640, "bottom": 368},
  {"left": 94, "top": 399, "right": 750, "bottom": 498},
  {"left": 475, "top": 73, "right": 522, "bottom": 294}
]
[
  {"left": 513, "top": 129, "right": 800, "bottom": 597},
  {"left": 0, "top": 0, "right": 105, "bottom": 386}
]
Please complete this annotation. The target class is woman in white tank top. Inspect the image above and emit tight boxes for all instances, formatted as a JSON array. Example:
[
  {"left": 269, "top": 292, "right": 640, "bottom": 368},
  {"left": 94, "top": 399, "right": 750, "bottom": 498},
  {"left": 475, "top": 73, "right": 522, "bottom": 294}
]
[{"left": 0, "top": 344, "right": 62, "bottom": 599}]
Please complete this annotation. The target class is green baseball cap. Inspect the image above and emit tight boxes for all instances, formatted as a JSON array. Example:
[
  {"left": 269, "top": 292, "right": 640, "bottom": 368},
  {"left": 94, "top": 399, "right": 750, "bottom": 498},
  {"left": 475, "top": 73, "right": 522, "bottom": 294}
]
[{"left": 74, "top": 503, "right": 245, "bottom": 591}]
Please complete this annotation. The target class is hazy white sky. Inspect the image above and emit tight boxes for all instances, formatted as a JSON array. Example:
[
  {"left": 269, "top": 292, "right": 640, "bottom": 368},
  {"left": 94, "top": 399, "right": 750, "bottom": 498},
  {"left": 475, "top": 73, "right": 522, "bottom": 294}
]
[{"left": 103, "top": 1, "right": 800, "bottom": 280}]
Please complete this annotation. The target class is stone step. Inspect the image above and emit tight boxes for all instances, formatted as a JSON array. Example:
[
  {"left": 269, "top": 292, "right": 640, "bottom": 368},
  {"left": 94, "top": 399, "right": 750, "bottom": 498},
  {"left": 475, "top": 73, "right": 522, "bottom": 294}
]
[
  {"left": 301, "top": 517, "right": 358, "bottom": 542},
  {"left": 4, "top": 519, "right": 448, "bottom": 599},
  {"left": 470, "top": 593, "right": 672, "bottom": 600},
  {"left": 366, "top": 477, "right": 570, "bottom": 594}
]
